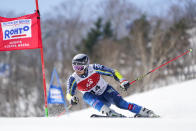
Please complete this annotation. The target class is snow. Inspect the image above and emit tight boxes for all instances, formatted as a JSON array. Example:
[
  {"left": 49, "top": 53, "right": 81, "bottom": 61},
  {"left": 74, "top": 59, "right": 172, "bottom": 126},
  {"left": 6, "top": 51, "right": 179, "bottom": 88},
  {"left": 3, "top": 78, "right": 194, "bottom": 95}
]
[{"left": 1, "top": 79, "right": 196, "bottom": 131}]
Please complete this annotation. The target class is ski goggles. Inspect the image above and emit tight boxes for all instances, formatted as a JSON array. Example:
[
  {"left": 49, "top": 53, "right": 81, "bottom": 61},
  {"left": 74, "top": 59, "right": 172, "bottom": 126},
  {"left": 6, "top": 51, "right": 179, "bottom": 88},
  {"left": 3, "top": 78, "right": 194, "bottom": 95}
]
[{"left": 72, "top": 65, "right": 86, "bottom": 71}]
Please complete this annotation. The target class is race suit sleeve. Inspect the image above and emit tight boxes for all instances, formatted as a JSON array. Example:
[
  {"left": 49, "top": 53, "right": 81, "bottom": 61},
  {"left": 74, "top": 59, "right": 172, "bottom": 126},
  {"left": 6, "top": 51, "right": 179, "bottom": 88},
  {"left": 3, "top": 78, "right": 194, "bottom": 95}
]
[
  {"left": 66, "top": 76, "right": 77, "bottom": 101},
  {"left": 93, "top": 64, "right": 124, "bottom": 82}
]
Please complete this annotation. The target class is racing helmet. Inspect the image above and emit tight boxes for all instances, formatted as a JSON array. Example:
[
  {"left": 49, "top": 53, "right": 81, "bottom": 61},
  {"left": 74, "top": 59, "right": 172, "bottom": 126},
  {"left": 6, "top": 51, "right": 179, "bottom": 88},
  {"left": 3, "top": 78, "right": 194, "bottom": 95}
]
[{"left": 72, "top": 54, "right": 89, "bottom": 71}]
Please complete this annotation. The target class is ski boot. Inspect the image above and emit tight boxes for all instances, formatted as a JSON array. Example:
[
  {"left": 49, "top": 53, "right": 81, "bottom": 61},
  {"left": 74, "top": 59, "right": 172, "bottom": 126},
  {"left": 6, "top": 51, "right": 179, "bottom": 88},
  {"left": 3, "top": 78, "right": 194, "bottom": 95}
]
[
  {"left": 134, "top": 107, "right": 160, "bottom": 118},
  {"left": 107, "top": 109, "right": 125, "bottom": 117},
  {"left": 100, "top": 105, "right": 125, "bottom": 117}
]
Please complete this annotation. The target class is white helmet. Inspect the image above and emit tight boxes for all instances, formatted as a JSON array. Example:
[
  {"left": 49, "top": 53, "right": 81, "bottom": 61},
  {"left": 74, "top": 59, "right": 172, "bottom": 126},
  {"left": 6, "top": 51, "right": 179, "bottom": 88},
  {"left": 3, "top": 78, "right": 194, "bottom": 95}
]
[{"left": 72, "top": 54, "right": 89, "bottom": 71}]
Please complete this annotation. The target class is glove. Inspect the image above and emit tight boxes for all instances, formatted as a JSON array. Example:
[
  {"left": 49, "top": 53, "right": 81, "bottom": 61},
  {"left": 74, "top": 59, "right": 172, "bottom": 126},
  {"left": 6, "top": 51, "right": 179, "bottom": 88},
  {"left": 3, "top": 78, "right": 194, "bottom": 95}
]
[
  {"left": 120, "top": 79, "right": 130, "bottom": 91},
  {"left": 70, "top": 96, "right": 79, "bottom": 105}
]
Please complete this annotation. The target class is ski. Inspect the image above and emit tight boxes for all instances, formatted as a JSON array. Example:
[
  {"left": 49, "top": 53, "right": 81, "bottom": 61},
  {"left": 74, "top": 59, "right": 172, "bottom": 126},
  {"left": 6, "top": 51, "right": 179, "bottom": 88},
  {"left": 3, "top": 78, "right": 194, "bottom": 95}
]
[
  {"left": 134, "top": 114, "right": 160, "bottom": 118},
  {"left": 90, "top": 114, "right": 131, "bottom": 118},
  {"left": 90, "top": 114, "right": 160, "bottom": 118}
]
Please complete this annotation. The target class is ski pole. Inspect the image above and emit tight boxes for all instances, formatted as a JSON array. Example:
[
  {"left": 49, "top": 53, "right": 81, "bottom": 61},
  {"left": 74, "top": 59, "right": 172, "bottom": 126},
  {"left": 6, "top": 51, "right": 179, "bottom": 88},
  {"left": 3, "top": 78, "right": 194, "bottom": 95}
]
[
  {"left": 57, "top": 104, "right": 73, "bottom": 117},
  {"left": 129, "top": 48, "right": 193, "bottom": 85}
]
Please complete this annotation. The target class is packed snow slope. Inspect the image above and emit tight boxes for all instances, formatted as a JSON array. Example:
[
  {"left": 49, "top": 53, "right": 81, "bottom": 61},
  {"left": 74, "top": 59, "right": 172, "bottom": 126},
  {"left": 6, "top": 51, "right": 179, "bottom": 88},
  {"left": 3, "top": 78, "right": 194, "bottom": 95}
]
[{"left": 1, "top": 79, "right": 196, "bottom": 131}]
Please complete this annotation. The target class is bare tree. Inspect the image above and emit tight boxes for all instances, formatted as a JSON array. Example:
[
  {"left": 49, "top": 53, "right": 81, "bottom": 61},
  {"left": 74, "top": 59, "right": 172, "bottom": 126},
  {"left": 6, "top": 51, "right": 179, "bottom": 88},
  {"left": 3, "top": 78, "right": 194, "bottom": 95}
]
[
  {"left": 128, "top": 12, "right": 190, "bottom": 91},
  {"left": 99, "top": 0, "right": 140, "bottom": 39}
]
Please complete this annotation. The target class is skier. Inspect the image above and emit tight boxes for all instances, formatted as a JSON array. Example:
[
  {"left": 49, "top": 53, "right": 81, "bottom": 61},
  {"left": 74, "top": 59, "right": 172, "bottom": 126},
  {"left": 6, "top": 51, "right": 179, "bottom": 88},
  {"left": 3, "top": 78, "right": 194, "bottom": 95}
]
[{"left": 66, "top": 54, "right": 158, "bottom": 117}]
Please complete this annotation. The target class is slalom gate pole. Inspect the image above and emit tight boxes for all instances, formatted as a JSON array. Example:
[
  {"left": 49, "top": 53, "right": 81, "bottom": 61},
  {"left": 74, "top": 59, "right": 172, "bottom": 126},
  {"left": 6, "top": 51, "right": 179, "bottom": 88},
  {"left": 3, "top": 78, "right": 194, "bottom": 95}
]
[
  {"left": 35, "top": 0, "right": 48, "bottom": 117},
  {"left": 129, "top": 49, "right": 193, "bottom": 85}
]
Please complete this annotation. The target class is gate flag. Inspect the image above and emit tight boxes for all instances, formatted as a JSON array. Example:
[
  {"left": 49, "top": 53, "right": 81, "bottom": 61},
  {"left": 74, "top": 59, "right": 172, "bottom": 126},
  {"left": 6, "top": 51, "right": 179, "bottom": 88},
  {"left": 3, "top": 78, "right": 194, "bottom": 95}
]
[
  {"left": 0, "top": 0, "right": 48, "bottom": 117},
  {"left": 0, "top": 11, "right": 42, "bottom": 51},
  {"left": 48, "top": 85, "right": 65, "bottom": 104},
  {"left": 48, "top": 68, "right": 66, "bottom": 105}
]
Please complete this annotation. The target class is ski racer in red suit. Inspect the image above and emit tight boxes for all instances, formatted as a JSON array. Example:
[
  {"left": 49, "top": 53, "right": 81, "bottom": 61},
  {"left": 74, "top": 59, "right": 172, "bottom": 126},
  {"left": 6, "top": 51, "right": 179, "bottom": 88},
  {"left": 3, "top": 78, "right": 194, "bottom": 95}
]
[{"left": 66, "top": 54, "right": 158, "bottom": 117}]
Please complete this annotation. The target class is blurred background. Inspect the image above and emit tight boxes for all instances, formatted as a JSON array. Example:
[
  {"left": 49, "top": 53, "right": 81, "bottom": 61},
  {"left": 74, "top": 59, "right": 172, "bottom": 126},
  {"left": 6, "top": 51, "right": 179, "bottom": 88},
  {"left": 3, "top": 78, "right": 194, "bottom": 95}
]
[{"left": 0, "top": 0, "right": 196, "bottom": 117}]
